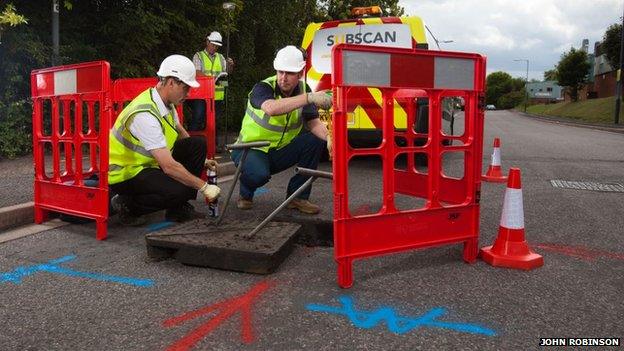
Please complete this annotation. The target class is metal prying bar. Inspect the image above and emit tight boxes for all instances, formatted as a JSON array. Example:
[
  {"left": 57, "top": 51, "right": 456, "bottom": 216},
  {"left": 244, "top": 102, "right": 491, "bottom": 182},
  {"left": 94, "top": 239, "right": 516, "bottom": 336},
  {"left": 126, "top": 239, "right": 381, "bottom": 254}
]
[
  {"left": 226, "top": 141, "right": 271, "bottom": 150},
  {"left": 294, "top": 167, "right": 333, "bottom": 179},
  {"left": 243, "top": 167, "right": 333, "bottom": 239},
  {"left": 215, "top": 141, "right": 270, "bottom": 226}
]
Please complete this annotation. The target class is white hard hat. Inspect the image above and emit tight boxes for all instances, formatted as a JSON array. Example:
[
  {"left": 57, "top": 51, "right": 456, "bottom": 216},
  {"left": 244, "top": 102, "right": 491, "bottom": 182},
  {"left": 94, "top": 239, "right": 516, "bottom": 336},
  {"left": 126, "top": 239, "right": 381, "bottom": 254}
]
[
  {"left": 207, "top": 31, "right": 223, "bottom": 46},
  {"left": 273, "top": 45, "right": 306, "bottom": 73},
  {"left": 156, "top": 54, "right": 200, "bottom": 88}
]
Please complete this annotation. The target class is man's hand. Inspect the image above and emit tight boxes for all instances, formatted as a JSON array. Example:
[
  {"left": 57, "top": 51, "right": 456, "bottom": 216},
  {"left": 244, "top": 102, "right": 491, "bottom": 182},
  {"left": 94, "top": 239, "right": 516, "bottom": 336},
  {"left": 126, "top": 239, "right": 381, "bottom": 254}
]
[
  {"left": 204, "top": 158, "right": 218, "bottom": 171},
  {"left": 307, "top": 91, "right": 332, "bottom": 110},
  {"left": 199, "top": 182, "right": 220, "bottom": 202}
]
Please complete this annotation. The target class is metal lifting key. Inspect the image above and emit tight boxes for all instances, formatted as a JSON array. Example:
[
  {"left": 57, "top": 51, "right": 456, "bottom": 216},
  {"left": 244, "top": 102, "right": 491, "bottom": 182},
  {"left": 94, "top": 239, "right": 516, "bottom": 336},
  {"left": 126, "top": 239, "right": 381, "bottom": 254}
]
[
  {"left": 215, "top": 141, "right": 270, "bottom": 226},
  {"left": 243, "top": 167, "right": 333, "bottom": 239}
]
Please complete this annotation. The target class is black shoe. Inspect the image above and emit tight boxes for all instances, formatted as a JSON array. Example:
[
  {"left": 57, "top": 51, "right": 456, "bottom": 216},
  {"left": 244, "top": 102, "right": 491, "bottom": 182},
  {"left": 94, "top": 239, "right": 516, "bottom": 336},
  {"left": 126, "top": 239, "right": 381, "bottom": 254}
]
[
  {"left": 165, "top": 202, "right": 206, "bottom": 222},
  {"left": 110, "top": 195, "right": 147, "bottom": 226}
]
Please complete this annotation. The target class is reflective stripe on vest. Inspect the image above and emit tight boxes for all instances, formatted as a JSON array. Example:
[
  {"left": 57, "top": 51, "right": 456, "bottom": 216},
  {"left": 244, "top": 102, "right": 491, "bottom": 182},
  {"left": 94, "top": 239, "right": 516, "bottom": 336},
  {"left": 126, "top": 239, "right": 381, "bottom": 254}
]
[
  {"left": 237, "top": 76, "right": 305, "bottom": 153},
  {"left": 108, "top": 88, "right": 178, "bottom": 184},
  {"left": 198, "top": 50, "right": 226, "bottom": 101}
]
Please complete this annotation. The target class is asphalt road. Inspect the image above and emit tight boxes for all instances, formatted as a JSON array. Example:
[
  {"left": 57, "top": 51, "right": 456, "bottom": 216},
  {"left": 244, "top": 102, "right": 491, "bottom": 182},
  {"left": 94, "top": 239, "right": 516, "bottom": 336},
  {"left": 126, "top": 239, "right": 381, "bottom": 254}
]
[
  {"left": 0, "top": 156, "right": 34, "bottom": 207},
  {"left": 1, "top": 110, "right": 623, "bottom": 350}
]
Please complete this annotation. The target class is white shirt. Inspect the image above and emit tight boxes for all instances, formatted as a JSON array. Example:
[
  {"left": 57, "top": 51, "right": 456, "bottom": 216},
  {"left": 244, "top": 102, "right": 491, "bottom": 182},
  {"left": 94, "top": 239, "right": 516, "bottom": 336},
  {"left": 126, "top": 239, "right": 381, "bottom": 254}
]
[{"left": 127, "top": 88, "right": 179, "bottom": 151}]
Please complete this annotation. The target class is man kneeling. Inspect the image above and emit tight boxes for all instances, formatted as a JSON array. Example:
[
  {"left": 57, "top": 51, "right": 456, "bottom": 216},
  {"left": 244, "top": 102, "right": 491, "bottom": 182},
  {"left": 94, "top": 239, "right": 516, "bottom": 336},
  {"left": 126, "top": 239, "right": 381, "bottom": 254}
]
[
  {"left": 231, "top": 46, "right": 332, "bottom": 214},
  {"left": 108, "top": 54, "right": 220, "bottom": 225}
]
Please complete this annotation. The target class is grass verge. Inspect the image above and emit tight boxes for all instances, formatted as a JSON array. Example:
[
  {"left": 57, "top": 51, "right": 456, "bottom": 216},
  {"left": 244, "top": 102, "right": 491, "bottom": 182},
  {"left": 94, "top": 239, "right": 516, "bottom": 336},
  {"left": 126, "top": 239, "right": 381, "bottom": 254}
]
[{"left": 524, "top": 96, "right": 624, "bottom": 124}]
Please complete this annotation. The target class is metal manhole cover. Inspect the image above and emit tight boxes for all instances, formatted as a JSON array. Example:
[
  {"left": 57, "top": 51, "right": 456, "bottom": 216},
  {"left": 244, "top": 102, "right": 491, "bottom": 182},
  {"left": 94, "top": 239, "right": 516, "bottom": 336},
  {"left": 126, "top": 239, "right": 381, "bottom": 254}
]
[{"left": 550, "top": 180, "right": 624, "bottom": 192}]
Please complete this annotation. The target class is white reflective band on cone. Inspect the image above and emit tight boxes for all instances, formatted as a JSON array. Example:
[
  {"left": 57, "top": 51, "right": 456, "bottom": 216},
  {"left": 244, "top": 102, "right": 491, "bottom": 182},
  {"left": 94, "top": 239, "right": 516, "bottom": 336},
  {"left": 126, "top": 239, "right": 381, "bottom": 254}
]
[
  {"left": 500, "top": 188, "right": 524, "bottom": 229},
  {"left": 491, "top": 148, "right": 501, "bottom": 166}
]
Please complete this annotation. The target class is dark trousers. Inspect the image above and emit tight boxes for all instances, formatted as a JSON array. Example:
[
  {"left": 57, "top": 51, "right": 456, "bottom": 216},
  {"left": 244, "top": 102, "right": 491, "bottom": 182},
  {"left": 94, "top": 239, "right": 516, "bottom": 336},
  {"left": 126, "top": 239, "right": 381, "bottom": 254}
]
[
  {"left": 109, "top": 137, "right": 206, "bottom": 216},
  {"left": 230, "top": 132, "right": 325, "bottom": 200},
  {"left": 188, "top": 99, "right": 224, "bottom": 136}
]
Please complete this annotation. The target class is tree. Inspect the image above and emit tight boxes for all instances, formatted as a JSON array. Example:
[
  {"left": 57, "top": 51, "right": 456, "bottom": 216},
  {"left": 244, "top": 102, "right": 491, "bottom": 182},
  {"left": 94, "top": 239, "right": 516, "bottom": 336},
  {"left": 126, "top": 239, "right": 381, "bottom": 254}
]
[
  {"left": 486, "top": 71, "right": 513, "bottom": 105},
  {"left": 602, "top": 23, "right": 621, "bottom": 69},
  {"left": 497, "top": 91, "right": 525, "bottom": 110},
  {"left": 556, "top": 48, "right": 590, "bottom": 101},
  {"left": 511, "top": 77, "right": 526, "bottom": 91},
  {"left": 0, "top": 3, "right": 27, "bottom": 27},
  {"left": 543, "top": 68, "right": 557, "bottom": 81},
  {"left": 0, "top": 3, "right": 38, "bottom": 159},
  {"left": 318, "top": 0, "right": 404, "bottom": 20}
]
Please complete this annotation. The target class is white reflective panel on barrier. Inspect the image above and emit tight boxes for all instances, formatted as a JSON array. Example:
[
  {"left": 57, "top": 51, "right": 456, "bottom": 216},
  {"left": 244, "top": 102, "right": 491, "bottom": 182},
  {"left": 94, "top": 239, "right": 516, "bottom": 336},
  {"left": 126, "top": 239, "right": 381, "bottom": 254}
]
[
  {"left": 54, "top": 69, "right": 77, "bottom": 95},
  {"left": 342, "top": 51, "right": 390, "bottom": 87},
  {"left": 434, "top": 57, "right": 474, "bottom": 90}
]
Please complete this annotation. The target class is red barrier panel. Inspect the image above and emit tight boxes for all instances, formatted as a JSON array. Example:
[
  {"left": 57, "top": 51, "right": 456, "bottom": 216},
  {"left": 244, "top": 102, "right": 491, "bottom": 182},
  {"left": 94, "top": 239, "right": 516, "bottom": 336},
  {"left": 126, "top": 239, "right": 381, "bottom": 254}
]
[
  {"left": 331, "top": 45, "right": 487, "bottom": 288},
  {"left": 31, "top": 61, "right": 112, "bottom": 240},
  {"left": 32, "top": 62, "right": 217, "bottom": 240}
]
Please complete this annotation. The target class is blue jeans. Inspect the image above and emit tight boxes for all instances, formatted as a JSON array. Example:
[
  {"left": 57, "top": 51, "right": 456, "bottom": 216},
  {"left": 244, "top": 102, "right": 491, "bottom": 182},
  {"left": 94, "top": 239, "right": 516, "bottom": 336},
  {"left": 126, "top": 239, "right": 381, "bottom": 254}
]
[{"left": 231, "top": 132, "right": 325, "bottom": 200}]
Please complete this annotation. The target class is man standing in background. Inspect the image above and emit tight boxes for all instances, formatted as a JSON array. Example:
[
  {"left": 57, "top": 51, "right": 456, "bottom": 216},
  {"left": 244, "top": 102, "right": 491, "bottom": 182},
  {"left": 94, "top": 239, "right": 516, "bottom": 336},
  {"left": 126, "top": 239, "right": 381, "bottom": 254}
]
[{"left": 188, "top": 31, "right": 235, "bottom": 150}]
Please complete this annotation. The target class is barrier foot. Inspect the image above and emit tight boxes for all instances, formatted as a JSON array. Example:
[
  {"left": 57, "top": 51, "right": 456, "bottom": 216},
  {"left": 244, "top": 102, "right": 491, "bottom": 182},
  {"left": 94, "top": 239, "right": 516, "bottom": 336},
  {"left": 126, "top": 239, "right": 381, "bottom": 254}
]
[
  {"left": 34, "top": 206, "right": 48, "bottom": 224},
  {"left": 337, "top": 258, "right": 353, "bottom": 289},
  {"left": 96, "top": 219, "right": 108, "bottom": 241},
  {"left": 463, "top": 238, "right": 478, "bottom": 263}
]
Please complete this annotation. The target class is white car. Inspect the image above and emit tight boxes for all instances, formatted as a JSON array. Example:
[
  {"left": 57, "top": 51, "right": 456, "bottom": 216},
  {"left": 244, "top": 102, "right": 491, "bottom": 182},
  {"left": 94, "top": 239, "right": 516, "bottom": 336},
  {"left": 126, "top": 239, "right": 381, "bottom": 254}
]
[{"left": 486, "top": 104, "right": 496, "bottom": 110}]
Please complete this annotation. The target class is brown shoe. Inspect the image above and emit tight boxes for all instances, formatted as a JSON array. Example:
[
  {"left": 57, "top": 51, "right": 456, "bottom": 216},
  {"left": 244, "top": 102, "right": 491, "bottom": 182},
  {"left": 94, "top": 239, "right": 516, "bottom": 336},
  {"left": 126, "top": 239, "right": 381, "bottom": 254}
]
[
  {"left": 237, "top": 197, "right": 253, "bottom": 210},
  {"left": 287, "top": 198, "right": 320, "bottom": 214}
]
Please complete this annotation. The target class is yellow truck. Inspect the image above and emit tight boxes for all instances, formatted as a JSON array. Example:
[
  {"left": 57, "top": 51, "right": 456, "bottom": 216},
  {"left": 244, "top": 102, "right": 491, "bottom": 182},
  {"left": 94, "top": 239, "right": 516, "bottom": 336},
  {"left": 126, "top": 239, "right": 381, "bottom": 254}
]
[{"left": 301, "top": 6, "right": 455, "bottom": 149}]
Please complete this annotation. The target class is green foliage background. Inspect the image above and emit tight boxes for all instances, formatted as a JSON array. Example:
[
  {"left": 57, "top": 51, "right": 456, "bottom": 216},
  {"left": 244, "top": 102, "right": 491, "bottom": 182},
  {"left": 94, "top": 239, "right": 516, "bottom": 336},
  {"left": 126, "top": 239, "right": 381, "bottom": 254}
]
[
  {"left": 556, "top": 48, "right": 590, "bottom": 102},
  {"left": 0, "top": 0, "right": 402, "bottom": 159},
  {"left": 485, "top": 71, "right": 526, "bottom": 109},
  {"left": 602, "top": 23, "right": 621, "bottom": 69}
]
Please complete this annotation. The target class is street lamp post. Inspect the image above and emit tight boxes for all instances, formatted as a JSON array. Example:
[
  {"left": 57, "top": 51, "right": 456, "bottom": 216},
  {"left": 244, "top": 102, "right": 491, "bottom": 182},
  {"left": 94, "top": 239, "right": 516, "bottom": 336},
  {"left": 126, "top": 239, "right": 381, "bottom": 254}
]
[
  {"left": 52, "top": 0, "right": 59, "bottom": 65},
  {"left": 514, "top": 59, "right": 529, "bottom": 113},
  {"left": 222, "top": 2, "right": 236, "bottom": 146}
]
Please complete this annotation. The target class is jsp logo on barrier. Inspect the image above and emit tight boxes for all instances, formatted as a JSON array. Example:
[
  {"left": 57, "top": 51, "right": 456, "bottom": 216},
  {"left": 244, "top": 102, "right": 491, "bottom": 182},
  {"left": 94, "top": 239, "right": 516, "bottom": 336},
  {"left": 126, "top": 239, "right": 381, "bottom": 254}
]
[
  {"left": 306, "top": 296, "right": 496, "bottom": 336},
  {"left": 0, "top": 255, "right": 154, "bottom": 287}
]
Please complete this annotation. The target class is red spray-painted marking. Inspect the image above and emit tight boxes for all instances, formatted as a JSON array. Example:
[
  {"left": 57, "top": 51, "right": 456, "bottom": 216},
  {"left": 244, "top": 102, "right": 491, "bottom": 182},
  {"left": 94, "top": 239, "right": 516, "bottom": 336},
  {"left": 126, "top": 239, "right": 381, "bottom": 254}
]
[
  {"left": 535, "top": 243, "right": 624, "bottom": 261},
  {"left": 163, "top": 280, "right": 273, "bottom": 351}
]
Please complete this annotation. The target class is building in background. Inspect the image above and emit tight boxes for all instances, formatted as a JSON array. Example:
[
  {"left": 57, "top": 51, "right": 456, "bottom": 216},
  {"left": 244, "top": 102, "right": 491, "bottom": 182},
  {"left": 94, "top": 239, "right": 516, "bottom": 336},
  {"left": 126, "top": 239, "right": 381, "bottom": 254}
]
[
  {"left": 527, "top": 80, "right": 564, "bottom": 103},
  {"left": 591, "top": 41, "right": 616, "bottom": 99}
]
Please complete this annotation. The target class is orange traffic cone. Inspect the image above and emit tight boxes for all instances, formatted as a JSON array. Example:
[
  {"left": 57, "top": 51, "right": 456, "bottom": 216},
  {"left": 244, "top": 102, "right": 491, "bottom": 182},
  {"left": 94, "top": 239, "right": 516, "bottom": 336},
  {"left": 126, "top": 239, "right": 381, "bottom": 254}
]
[
  {"left": 482, "top": 137, "right": 507, "bottom": 183},
  {"left": 480, "top": 168, "right": 543, "bottom": 270}
]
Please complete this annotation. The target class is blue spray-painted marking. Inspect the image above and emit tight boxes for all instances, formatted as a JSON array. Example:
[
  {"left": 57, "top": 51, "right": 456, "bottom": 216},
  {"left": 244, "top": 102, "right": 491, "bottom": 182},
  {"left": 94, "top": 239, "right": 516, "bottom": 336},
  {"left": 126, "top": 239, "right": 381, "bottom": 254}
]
[
  {"left": 255, "top": 187, "right": 269, "bottom": 196},
  {"left": 148, "top": 221, "right": 175, "bottom": 232},
  {"left": 0, "top": 255, "right": 154, "bottom": 287},
  {"left": 306, "top": 295, "right": 496, "bottom": 336}
]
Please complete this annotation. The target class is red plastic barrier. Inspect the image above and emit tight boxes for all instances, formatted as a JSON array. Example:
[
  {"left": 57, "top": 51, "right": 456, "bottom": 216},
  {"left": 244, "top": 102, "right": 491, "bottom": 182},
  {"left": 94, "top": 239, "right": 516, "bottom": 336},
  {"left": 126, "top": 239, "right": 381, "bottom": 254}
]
[
  {"left": 331, "top": 45, "right": 487, "bottom": 288},
  {"left": 31, "top": 62, "right": 217, "bottom": 240},
  {"left": 31, "top": 61, "right": 112, "bottom": 239}
]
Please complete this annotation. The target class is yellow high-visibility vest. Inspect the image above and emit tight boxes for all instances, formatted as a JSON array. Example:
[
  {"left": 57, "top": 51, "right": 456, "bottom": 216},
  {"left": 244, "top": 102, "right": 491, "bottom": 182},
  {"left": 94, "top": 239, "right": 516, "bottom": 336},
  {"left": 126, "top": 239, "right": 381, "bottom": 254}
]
[
  {"left": 108, "top": 88, "right": 178, "bottom": 184},
  {"left": 237, "top": 76, "right": 304, "bottom": 153},
  {"left": 198, "top": 50, "right": 226, "bottom": 101}
]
